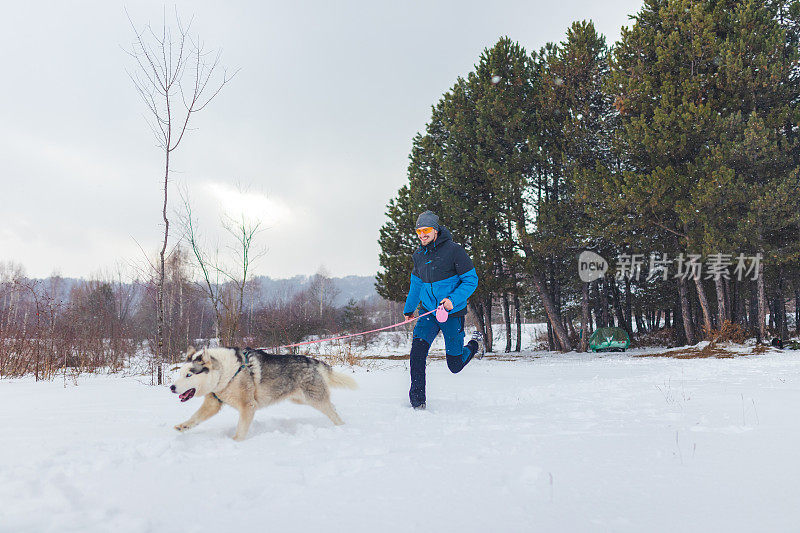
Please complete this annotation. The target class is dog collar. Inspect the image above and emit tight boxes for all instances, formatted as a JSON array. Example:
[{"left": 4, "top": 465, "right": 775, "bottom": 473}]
[{"left": 215, "top": 348, "right": 253, "bottom": 401}]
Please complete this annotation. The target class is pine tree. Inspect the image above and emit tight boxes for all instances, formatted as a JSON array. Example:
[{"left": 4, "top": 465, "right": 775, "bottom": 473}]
[
  {"left": 539, "top": 21, "right": 616, "bottom": 346},
  {"left": 464, "top": 38, "right": 545, "bottom": 348},
  {"left": 692, "top": 0, "right": 800, "bottom": 337},
  {"left": 605, "top": 0, "right": 800, "bottom": 343},
  {"left": 375, "top": 185, "right": 417, "bottom": 302},
  {"left": 606, "top": 0, "right": 735, "bottom": 342}
]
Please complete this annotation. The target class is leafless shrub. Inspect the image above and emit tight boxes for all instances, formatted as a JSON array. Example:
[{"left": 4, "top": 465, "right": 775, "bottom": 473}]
[
  {"left": 316, "top": 341, "right": 362, "bottom": 367},
  {"left": 0, "top": 254, "right": 214, "bottom": 381},
  {"left": 251, "top": 288, "right": 337, "bottom": 352},
  {"left": 0, "top": 272, "right": 143, "bottom": 380}
]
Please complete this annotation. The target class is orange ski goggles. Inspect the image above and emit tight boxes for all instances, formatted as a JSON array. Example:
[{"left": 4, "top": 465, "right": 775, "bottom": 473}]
[{"left": 416, "top": 227, "right": 435, "bottom": 236}]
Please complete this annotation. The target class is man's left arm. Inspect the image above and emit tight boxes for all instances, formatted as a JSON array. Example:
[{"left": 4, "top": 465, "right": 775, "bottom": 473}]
[{"left": 445, "top": 246, "right": 478, "bottom": 310}]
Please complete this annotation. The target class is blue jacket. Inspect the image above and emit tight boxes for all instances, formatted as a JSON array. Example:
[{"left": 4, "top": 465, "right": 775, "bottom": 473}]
[{"left": 403, "top": 226, "right": 478, "bottom": 318}]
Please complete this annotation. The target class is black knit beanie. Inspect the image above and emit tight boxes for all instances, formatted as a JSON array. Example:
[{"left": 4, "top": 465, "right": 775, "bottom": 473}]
[{"left": 415, "top": 210, "right": 440, "bottom": 230}]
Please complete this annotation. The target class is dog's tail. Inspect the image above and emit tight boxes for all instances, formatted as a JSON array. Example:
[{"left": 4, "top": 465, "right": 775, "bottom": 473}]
[{"left": 324, "top": 367, "right": 358, "bottom": 390}]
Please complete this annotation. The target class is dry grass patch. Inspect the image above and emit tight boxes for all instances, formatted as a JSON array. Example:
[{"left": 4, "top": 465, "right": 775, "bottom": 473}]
[
  {"left": 704, "top": 321, "right": 749, "bottom": 344},
  {"left": 635, "top": 345, "right": 737, "bottom": 359},
  {"left": 635, "top": 340, "right": 775, "bottom": 359},
  {"left": 752, "top": 343, "right": 772, "bottom": 354},
  {"left": 633, "top": 322, "right": 770, "bottom": 359}
]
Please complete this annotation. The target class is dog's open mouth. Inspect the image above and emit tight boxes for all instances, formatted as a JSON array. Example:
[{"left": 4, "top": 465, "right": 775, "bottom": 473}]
[{"left": 179, "top": 388, "right": 196, "bottom": 402}]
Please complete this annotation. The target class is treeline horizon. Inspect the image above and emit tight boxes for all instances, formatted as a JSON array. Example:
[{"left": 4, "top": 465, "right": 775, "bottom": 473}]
[
  {"left": 377, "top": 0, "right": 800, "bottom": 352},
  {"left": 0, "top": 266, "right": 379, "bottom": 307},
  {"left": 0, "top": 254, "right": 399, "bottom": 380}
]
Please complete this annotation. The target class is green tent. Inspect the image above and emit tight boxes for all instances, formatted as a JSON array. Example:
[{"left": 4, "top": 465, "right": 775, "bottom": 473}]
[{"left": 588, "top": 327, "right": 630, "bottom": 352}]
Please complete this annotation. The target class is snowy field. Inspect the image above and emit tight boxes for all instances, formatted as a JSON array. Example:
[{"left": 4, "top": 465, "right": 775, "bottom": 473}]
[{"left": 2, "top": 346, "right": 800, "bottom": 532}]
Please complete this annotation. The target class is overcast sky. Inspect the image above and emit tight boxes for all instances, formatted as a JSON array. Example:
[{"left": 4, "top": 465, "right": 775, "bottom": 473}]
[{"left": 0, "top": 0, "right": 643, "bottom": 280}]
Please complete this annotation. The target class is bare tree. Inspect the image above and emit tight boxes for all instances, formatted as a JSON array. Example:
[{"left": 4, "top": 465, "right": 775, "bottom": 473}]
[
  {"left": 126, "top": 9, "right": 236, "bottom": 383},
  {"left": 308, "top": 267, "right": 339, "bottom": 319},
  {"left": 180, "top": 192, "right": 265, "bottom": 346}
]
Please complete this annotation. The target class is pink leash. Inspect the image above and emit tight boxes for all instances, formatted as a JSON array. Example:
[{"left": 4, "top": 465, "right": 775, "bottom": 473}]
[{"left": 272, "top": 307, "right": 442, "bottom": 350}]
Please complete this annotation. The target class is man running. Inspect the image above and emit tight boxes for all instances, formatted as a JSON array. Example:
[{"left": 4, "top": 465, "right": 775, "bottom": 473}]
[{"left": 403, "top": 210, "right": 482, "bottom": 410}]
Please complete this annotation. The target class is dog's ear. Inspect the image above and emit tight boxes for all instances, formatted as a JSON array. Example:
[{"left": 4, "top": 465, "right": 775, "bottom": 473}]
[
  {"left": 185, "top": 346, "right": 197, "bottom": 361},
  {"left": 202, "top": 353, "right": 220, "bottom": 371}
]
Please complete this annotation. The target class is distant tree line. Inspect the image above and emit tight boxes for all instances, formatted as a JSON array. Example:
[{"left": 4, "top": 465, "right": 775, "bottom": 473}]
[
  {"left": 377, "top": 0, "right": 800, "bottom": 352},
  {"left": 0, "top": 257, "right": 396, "bottom": 380}
]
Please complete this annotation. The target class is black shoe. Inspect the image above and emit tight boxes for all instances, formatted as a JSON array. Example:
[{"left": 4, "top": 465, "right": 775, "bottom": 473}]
[
  {"left": 470, "top": 330, "right": 485, "bottom": 359},
  {"left": 412, "top": 403, "right": 426, "bottom": 410}
]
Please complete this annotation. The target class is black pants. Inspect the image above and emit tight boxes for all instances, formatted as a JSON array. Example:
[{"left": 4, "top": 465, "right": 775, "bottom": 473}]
[{"left": 409, "top": 315, "right": 478, "bottom": 407}]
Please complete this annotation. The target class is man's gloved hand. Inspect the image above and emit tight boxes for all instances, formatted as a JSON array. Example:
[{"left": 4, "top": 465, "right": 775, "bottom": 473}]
[{"left": 404, "top": 313, "right": 415, "bottom": 320}]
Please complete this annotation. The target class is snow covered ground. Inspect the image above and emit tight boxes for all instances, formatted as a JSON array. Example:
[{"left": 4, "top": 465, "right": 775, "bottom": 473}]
[{"left": 2, "top": 346, "right": 800, "bottom": 532}]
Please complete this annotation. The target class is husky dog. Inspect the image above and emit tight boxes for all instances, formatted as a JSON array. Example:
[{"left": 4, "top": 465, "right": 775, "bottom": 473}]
[{"left": 170, "top": 346, "right": 357, "bottom": 440}]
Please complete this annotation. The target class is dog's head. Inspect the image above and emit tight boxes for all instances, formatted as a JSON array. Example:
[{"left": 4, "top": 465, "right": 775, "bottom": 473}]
[{"left": 169, "top": 346, "right": 221, "bottom": 402}]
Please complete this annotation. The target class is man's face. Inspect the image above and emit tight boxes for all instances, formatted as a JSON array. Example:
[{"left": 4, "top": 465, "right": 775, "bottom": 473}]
[{"left": 416, "top": 227, "right": 438, "bottom": 246}]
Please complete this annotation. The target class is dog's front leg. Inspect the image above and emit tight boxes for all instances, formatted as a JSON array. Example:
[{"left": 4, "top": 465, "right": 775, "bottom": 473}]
[
  {"left": 232, "top": 402, "right": 256, "bottom": 441},
  {"left": 174, "top": 394, "right": 222, "bottom": 433}
]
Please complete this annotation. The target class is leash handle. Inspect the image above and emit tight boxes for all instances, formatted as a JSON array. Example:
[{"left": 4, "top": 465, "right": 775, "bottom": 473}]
[{"left": 271, "top": 308, "right": 436, "bottom": 350}]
